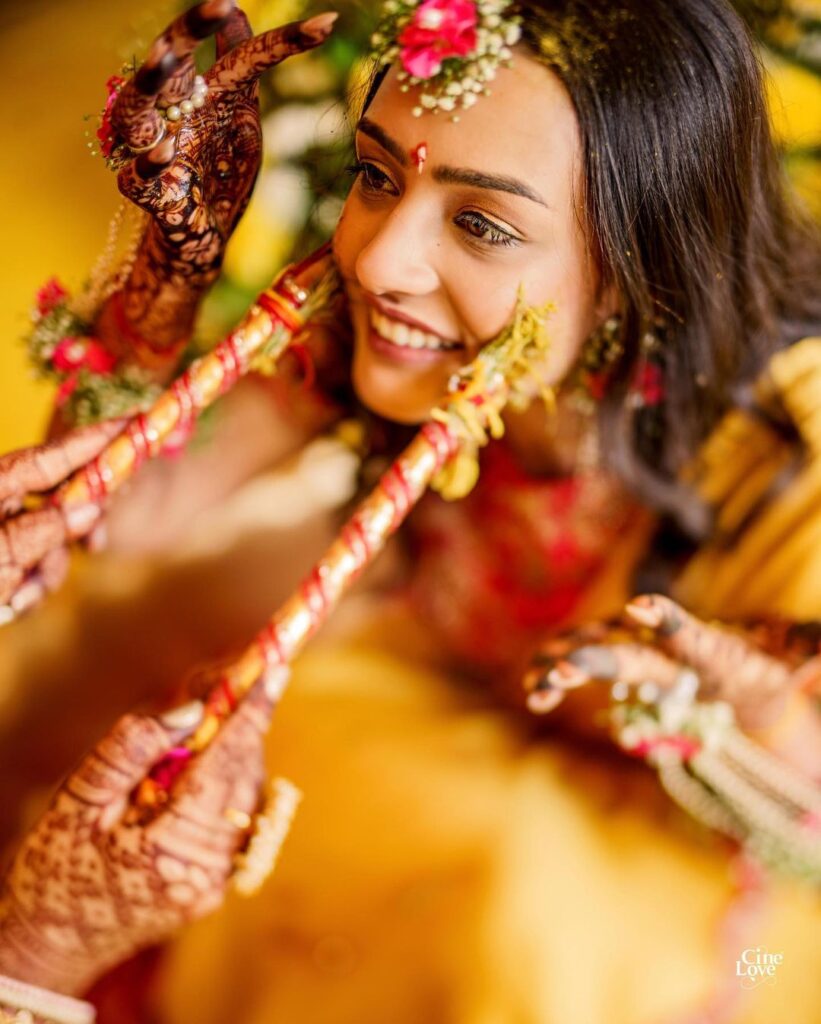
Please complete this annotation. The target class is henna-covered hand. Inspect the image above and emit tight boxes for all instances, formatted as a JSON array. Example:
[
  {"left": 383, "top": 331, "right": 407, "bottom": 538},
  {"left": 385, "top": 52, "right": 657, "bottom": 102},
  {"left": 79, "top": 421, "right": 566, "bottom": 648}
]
[
  {"left": 523, "top": 594, "right": 821, "bottom": 731},
  {"left": 0, "top": 667, "right": 286, "bottom": 997},
  {"left": 0, "top": 421, "right": 125, "bottom": 617},
  {"left": 96, "top": 0, "right": 338, "bottom": 363}
]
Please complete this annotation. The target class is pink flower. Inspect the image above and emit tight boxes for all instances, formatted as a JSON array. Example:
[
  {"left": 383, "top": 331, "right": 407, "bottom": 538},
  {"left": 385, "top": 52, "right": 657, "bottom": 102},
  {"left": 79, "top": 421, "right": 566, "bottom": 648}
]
[
  {"left": 52, "top": 337, "right": 116, "bottom": 374},
  {"left": 35, "top": 277, "right": 68, "bottom": 318},
  {"left": 97, "top": 74, "right": 126, "bottom": 158},
  {"left": 399, "top": 0, "right": 478, "bottom": 80}
]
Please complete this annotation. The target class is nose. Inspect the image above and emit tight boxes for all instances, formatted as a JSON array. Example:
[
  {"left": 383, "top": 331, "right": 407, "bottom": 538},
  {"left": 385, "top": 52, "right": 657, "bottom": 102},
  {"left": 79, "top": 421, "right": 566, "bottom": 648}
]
[{"left": 354, "top": 198, "right": 440, "bottom": 301}]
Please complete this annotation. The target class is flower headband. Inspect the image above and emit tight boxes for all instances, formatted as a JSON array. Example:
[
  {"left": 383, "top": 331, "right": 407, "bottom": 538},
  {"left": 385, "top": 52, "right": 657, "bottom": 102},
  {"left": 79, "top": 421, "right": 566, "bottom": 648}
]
[{"left": 370, "top": 0, "right": 522, "bottom": 119}]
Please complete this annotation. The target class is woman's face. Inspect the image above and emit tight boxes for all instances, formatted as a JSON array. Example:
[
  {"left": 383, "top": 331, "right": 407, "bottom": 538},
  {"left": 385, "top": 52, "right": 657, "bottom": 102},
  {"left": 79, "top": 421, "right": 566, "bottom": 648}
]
[{"left": 334, "top": 49, "right": 613, "bottom": 424}]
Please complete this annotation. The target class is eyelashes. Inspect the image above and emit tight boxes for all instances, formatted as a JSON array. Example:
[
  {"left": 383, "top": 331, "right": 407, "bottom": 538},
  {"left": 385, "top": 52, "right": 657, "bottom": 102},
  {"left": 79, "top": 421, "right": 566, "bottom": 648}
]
[
  {"left": 346, "top": 160, "right": 396, "bottom": 196},
  {"left": 454, "top": 210, "right": 519, "bottom": 248},
  {"left": 346, "top": 160, "right": 521, "bottom": 250}
]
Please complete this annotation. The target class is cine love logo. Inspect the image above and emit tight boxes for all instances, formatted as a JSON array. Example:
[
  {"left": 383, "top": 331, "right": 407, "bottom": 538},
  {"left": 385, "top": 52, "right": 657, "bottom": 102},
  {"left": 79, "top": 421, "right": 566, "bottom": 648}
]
[{"left": 735, "top": 947, "right": 783, "bottom": 988}]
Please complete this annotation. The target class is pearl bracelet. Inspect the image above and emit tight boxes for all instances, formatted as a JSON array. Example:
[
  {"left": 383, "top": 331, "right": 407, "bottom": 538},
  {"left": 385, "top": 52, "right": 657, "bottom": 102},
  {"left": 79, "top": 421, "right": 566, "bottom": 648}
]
[
  {"left": 0, "top": 975, "right": 95, "bottom": 1024},
  {"left": 159, "top": 75, "right": 208, "bottom": 123}
]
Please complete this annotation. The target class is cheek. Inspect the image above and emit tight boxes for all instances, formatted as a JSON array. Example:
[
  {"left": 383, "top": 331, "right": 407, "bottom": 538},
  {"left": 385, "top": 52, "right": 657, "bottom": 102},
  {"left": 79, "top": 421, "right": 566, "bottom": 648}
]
[
  {"left": 332, "top": 194, "right": 378, "bottom": 283},
  {"left": 332, "top": 199, "right": 356, "bottom": 277}
]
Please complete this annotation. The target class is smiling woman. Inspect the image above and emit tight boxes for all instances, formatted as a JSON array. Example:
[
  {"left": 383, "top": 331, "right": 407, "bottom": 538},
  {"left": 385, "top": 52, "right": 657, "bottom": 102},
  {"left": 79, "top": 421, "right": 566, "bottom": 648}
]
[
  {"left": 337, "top": 54, "right": 601, "bottom": 424},
  {"left": 0, "top": 1, "right": 821, "bottom": 1023}
]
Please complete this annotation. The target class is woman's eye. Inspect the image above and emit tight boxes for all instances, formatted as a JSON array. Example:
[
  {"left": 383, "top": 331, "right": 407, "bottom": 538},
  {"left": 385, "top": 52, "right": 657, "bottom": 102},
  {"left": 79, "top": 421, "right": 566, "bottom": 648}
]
[
  {"left": 348, "top": 161, "right": 397, "bottom": 197},
  {"left": 455, "top": 211, "right": 520, "bottom": 248}
]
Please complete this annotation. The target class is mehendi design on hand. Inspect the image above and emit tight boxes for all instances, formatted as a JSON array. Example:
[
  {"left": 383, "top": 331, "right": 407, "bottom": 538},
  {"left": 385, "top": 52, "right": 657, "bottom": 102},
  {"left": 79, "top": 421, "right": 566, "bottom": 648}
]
[
  {"left": 0, "top": 422, "right": 123, "bottom": 612},
  {"left": 97, "top": 2, "right": 337, "bottom": 362},
  {"left": 524, "top": 595, "right": 803, "bottom": 728},
  {"left": 625, "top": 594, "right": 793, "bottom": 724},
  {"left": 0, "top": 674, "right": 279, "bottom": 997}
]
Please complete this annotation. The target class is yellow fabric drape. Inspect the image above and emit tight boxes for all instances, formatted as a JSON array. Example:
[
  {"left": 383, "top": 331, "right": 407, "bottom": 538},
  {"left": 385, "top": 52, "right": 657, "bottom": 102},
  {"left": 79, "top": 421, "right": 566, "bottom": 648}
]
[{"left": 676, "top": 337, "right": 821, "bottom": 620}]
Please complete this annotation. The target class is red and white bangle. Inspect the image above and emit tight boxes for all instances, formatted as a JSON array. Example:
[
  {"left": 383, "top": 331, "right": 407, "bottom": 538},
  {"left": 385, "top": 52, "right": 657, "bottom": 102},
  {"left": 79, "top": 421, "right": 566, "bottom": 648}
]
[{"left": 0, "top": 975, "right": 94, "bottom": 1024}]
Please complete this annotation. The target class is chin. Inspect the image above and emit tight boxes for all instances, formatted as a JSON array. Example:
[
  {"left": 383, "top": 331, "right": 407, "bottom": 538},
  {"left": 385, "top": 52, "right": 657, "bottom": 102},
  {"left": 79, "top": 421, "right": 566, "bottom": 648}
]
[
  {"left": 351, "top": 357, "right": 430, "bottom": 424},
  {"left": 351, "top": 336, "right": 457, "bottom": 425}
]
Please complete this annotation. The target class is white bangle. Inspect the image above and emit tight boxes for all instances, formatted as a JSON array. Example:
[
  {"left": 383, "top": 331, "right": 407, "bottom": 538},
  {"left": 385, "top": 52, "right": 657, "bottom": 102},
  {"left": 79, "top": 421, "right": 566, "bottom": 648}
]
[{"left": 0, "top": 975, "right": 94, "bottom": 1024}]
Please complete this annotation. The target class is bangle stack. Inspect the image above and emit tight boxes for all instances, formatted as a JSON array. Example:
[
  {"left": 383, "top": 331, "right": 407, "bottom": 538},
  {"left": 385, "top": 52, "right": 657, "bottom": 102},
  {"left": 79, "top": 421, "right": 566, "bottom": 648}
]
[{"left": 0, "top": 975, "right": 95, "bottom": 1024}]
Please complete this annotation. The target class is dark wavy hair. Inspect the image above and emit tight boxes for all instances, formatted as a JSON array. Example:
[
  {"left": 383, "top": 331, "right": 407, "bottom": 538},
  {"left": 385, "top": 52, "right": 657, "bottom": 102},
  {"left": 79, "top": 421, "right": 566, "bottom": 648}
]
[
  {"left": 516, "top": 0, "right": 821, "bottom": 531},
  {"left": 360, "top": 0, "right": 821, "bottom": 531}
]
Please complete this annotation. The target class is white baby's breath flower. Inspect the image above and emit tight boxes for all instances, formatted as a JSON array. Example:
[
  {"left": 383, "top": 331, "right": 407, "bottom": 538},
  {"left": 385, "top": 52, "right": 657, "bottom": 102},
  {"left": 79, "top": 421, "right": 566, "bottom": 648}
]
[{"left": 505, "top": 22, "right": 522, "bottom": 46}]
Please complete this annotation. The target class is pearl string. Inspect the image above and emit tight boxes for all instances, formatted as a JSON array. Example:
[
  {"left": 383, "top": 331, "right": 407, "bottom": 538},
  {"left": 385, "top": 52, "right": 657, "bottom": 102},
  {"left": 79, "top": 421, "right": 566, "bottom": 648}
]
[{"left": 159, "top": 75, "right": 208, "bottom": 123}]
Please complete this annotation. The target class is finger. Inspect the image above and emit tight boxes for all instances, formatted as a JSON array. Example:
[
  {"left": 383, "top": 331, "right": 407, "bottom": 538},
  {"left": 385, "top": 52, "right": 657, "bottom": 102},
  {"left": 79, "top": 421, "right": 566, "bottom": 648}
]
[
  {"left": 0, "top": 565, "right": 23, "bottom": 608},
  {"left": 215, "top": 5, "right": 253, "bottom": 58},
  {"left": 163, "top": 668, "right": 287, "bottom": 833},
  {"left": 85, "top": 518, "right": 108, "bottom": 554},
  {"left": 65, "top": 707, "right": 203, "bottom": 818},
  {"left": 2, "top": 549, "right": 71, "bottom": 616},
  {"left": 157, "top": 0, "right": 240, "bottom": 106},
  {"left": 112, "top": 0, "right": 235, "bottom": 151},
  {"left": 8, "top": 573, "right": 46, "bottom": 617},
  {"left": 117, "top": 135, "right": 184, "bottom": 208},
  {"left": 530, "top": 621, "right": 624, "bottom": 664},
  {"left": 209, "top": 12, "right": 338, "bottom": 90},
  {"left": 289, "top": 242, "right": 336, "bottom": 292},
  {"left": 525, "top": 643, "right": 682, "bottom": 714},
  {"left": 0, "top": 420, "right": 124, "bottom": 503},
  {"left": 40, "top": 545, "right": 71, "bottom": 592},
  {"left": 0, "top": 505, "right": 99, "bottom": 600},
  {"left": 0, "top": 495, "right": 22, "bottom": 517},
  {"left": 625, "top": 594, "right": 791, "bottom": 700}
]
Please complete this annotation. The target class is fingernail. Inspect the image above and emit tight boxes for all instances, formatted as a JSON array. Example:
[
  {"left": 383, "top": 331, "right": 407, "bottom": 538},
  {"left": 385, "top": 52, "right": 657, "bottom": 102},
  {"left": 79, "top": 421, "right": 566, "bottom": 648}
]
[
  {"left": 625, "top": 598, "right": 663, "bottom": 629},
  {"left": 86, "top": 521, "right": 108, "bottom": 554},
  {"left": 527, "top": 687, "right": 564, "bottom": 714},
  {"left": 301, "top": 12, "right": 339, "bottom": 39},
  {"left": 224, "top": 807, "right": 253, "bottom": 830},
  {"left": 547, "top": 660, "right": 589, "bottom": 689},
  {"left": 0, "top": 605, "right": 15, "bottom": 627},
  {"left": 263, "top": 666, "right": 290, "bottom": 702},
  {"left": 64, "top": 502, "right": 101, "bottom": 537},
  {"left": 160, "top": 700, "right": 205, "bottom": 731},
  {"left": 200, "top": 0, "right": 234, "bottom": 18},
  {"left": 11, "top": 580, "right": 44, "bottom": 614}
]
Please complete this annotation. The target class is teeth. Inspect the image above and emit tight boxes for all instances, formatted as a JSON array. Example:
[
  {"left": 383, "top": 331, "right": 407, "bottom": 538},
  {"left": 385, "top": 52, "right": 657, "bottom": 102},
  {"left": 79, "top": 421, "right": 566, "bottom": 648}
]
[{"left": 371, "top": 310, "right": 458, "bottom": 351}]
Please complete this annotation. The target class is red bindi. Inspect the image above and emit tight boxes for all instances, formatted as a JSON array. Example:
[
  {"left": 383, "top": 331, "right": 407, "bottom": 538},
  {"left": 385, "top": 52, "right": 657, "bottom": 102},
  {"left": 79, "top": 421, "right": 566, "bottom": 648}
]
[{"left": 411, "top": 142, "right": 428, "bottom": 174}]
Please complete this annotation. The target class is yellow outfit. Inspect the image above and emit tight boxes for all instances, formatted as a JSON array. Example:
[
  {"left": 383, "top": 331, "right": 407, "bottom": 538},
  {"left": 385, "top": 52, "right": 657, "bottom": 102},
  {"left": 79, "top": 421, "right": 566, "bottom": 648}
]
[{"left": 153, "top": 342, "right": 821, "bottom": 1024}]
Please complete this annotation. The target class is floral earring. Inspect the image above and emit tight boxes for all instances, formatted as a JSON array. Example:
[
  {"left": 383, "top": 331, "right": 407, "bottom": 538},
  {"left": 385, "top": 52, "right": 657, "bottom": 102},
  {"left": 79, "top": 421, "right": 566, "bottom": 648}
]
[{"left": 574, "top": 316, "right": 625, "bottom": 410}]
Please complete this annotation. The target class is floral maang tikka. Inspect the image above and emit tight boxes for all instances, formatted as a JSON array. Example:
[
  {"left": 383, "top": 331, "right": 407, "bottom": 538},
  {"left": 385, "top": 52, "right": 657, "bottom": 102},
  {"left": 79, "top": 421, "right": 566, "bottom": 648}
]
[{"left": 370, "top": 0, "right": 522, "bottom": 120}]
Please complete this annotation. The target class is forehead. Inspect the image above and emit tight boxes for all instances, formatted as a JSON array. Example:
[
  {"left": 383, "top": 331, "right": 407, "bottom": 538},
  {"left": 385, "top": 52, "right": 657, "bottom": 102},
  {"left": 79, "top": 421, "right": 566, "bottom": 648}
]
[{"left": 363, "top": 50, "right": 580, "bottom": 194}]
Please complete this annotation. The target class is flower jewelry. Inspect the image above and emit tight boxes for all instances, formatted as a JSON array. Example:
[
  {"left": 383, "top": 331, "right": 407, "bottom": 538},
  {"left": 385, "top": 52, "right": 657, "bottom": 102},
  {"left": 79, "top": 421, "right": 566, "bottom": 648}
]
[
  {"left": 96, "top": 74, "right": 127, "bottom": 160},
  {"left": 371, "top": 0, "right": 522, "bottom": 120},
  {"left": 25, "top": 277, "right": 163, "bottom": 425},
  {"left": 610, "top": 678, "right": 821, "bottom": 883}
]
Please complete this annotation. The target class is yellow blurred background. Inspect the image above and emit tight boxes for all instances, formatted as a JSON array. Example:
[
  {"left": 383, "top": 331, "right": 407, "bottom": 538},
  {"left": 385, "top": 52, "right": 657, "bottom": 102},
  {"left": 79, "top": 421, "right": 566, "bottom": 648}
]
[{"left": 1, "top": 0, "right": 819, "bottom": 452}]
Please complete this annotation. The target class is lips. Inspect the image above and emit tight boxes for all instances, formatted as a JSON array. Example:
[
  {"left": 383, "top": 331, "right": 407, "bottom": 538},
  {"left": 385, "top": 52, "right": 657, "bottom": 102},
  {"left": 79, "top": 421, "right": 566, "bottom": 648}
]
[{"left": 363, "top": 301, "right": 463, "bottom": 365}]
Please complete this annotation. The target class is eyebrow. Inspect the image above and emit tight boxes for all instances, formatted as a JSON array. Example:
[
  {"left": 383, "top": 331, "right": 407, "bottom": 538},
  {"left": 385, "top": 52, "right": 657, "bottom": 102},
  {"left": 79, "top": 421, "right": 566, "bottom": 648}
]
[{"left": 356, "top": 117, "right": 549, "bottom": 209}]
